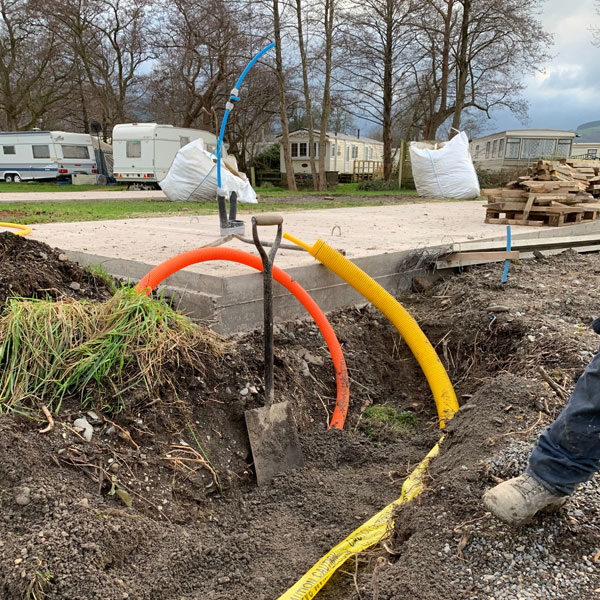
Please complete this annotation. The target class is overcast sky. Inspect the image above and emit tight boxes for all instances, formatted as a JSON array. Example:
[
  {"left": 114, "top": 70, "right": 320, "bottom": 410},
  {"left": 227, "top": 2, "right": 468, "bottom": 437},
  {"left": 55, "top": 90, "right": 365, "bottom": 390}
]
[{"left": 484, "top": 0, "right": 598, "bottom": 134}]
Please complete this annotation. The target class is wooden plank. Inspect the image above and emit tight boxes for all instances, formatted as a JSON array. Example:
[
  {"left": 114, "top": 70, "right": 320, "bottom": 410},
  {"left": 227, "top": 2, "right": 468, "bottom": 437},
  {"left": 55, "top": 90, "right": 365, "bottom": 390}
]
[
  {"left": 454, "top": 233, "right": 600, "bottom": 253},
  {"left": 485, "top": 216, "right": 545, "bottom": 227},
  {"left": 436, "top": 250, "right": 520, "bottom": 269},
  {"left": 521, "top": 195, "right": 535, "bottom": 220}
]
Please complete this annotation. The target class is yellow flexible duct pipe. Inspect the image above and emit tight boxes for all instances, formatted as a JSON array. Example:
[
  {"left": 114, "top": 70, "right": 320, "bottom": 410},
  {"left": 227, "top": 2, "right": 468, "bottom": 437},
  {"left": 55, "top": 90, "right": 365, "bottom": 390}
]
[
  {"left": 284, "top": 233, "right": 458, "bottom": 427},
  {"left": 0, "top": 222, "right": 31, "bottom": 236}
]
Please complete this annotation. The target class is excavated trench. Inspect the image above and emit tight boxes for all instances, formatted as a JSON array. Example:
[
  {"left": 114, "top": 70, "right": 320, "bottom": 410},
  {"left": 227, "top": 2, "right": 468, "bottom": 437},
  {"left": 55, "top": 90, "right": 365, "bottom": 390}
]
[{"left": 0, "top": 233, "right": 598, "bottom": 599}]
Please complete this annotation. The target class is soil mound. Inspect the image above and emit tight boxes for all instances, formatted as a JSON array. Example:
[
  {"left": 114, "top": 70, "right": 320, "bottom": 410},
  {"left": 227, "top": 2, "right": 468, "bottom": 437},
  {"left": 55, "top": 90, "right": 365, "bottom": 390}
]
[{"left": 0, "top": 232, "right": 114, "bottom": 303}]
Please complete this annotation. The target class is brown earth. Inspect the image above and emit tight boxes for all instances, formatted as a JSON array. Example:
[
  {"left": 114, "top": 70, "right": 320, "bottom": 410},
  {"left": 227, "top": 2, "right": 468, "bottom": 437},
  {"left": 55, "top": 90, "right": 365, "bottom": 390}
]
[{"left": 0, "top": 235, "right": 599, "bottom": 599}]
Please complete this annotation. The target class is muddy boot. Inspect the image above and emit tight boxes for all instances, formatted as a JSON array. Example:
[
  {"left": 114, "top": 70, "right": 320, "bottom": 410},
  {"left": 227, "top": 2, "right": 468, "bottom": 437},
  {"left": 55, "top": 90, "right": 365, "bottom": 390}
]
[{"left": 483, "top": 473, "right": 568, "bottom": 526}]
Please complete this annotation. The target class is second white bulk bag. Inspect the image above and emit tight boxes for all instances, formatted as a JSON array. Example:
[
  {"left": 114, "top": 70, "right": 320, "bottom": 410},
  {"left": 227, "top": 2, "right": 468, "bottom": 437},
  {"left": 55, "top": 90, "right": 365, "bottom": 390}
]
[{"left": 409, "top": 131, "right": 480, "bottom": 199}]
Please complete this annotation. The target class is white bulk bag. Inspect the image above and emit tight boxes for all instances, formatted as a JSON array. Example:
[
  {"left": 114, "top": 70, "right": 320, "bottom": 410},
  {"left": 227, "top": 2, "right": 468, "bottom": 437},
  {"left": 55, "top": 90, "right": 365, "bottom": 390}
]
[
  {"left": 159, "top": 138, "right": 257, "bottom": 204},
  {"left": 409, "top": 131, "right": 480, "bottom": 199}
]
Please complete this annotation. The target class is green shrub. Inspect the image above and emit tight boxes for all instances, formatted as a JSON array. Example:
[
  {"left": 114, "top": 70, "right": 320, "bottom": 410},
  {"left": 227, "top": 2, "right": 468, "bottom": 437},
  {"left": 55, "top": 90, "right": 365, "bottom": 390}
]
[
  {"left": 476, "top": 166, "right": 527, "bottom": 189},
  {"left": 356, "top": 179, "right": 400, "bottom": 191}
]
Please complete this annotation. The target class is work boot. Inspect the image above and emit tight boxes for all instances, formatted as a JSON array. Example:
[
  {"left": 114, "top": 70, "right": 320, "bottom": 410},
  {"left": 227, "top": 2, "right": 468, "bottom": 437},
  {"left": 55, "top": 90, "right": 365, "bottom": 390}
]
[{"left": 483, "top": 473, "right": 568, "bottom": 526}]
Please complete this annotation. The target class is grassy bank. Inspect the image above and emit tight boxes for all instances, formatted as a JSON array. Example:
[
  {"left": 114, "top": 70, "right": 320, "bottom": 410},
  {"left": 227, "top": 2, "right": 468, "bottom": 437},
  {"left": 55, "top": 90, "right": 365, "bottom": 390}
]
[
  {"left": 0, "top": 196, "right": 453, "bottom": 225},
  {"left": 0, "top": 182, "right": 128, "bottom": 193}
]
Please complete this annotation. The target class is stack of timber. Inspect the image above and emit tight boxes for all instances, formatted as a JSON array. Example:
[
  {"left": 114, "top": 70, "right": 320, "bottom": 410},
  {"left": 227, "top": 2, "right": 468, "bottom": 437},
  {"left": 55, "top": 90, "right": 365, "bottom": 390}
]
[{"left": 484, "top": 159, "right": 600, "bottom": 227}]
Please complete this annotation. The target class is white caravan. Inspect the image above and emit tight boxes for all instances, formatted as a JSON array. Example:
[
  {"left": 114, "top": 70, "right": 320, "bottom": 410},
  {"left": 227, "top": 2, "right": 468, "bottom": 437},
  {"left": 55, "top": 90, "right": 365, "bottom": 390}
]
[
  {"left": 0, "top": 131, "right": 97, "bottom": 182},
  {"left": 112, "top": 123, "right": 221, "bottom": 190}
]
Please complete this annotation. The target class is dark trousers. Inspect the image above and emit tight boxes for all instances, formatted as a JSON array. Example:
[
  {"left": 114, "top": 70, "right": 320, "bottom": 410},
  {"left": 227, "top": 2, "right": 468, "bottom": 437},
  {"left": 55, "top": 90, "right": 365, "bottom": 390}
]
[{"left": 528, "top": 350, "right": 600, "bottom": 496}]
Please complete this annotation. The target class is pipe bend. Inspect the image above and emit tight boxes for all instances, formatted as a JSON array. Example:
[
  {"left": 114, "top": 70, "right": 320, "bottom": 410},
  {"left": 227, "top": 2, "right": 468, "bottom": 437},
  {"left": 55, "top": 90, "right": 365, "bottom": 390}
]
[
  {"left": 136, "top": 247, "right": 350, "bottom": 430},
  {"left": 0, "top": 222, "right": 31, "bottom": 236},
  {"left": 283, "top": 234, "right": 459, "bottom": 428}
]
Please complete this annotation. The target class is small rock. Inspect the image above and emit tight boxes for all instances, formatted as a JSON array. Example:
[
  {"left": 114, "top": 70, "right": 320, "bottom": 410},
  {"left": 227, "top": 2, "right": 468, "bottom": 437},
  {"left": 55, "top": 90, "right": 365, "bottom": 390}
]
[
  {"left": 73, "top": 417, "right": 93, "bottom": 442},
  {"left": 487, "top": 305, "right": 510, "bottom": 313},
  {"left": 15, "top": 487, "right": 31, "bottom": 506},
  {"left": 240, "top": 388, "right": 249, "bottom": 396},
  {"left": 249, "top": 386, "right": 258, "bottom": 395},
  {"left": 69, "top": 281, "right": 81, "bottom": 291},
  {"left": 412, "top": 276, "right": 434, "bottom": 292},
  {"left": 87, "top": 411, "right": 100, "bottom": 422},
  {"left": 58, "top": 253, "right": 68, "bottom": 262}
]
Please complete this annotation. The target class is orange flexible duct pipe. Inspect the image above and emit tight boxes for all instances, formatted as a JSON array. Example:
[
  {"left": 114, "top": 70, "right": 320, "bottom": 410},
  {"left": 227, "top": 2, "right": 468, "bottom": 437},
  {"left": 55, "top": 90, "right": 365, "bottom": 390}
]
[{"left": 136, "top": 248, "right": 350, "bottom": 429}]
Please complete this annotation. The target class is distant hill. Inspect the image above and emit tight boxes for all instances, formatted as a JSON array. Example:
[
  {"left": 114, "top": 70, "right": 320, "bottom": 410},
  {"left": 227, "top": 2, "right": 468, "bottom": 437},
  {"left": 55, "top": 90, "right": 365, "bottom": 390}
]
[{"left": 576, "top": 121, "right": 600, "bottom": 142}]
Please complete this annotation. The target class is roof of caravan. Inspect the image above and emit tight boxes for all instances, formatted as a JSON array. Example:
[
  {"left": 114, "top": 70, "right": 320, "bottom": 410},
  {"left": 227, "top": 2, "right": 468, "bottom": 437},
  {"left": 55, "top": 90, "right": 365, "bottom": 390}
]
[
  {"left": 0, "top": 130, "right": 92, "bottom": 137},
  {"left": 113, "top": 123, "right": 216, "bottom": 140}
]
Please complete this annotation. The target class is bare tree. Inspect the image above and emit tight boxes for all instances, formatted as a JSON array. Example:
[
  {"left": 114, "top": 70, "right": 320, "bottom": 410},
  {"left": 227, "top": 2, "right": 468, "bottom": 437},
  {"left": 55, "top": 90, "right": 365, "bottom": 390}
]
[
  {"left": 336, "top": 0, "right": 414, "bottom": 179},
  {"left": 273, "top": 0, "right": 297, "bottom": 189},
  {"left": 408, "top": 0, "right": 552, "bottom": 139},
  {"left": 149, "top": 0, "right": 242, "bottom": 132},
  {"left": 52, "top": 0, "right": 151, "bottom": 134},
  {"left": 317, "top": 0, "right": 335, "bottom": 190},
  {"left": 0, "top": 0, "right": 73, "bottom": 130},
  {"left": 295, "top": 0, "right": 318, "bottom": 189}
]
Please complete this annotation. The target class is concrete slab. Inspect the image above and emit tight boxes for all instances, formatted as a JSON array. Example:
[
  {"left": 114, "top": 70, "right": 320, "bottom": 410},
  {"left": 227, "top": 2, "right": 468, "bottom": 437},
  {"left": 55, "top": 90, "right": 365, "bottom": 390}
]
[{"left": 28, "top": 201, "right": 551, "bottom": 333}]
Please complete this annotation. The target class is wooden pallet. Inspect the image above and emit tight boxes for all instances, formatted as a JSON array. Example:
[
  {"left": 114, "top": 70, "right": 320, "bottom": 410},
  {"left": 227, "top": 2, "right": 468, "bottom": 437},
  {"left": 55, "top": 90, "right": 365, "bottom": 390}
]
[{"left": 485, "top": 204, "right": 600, "bottom": 227}]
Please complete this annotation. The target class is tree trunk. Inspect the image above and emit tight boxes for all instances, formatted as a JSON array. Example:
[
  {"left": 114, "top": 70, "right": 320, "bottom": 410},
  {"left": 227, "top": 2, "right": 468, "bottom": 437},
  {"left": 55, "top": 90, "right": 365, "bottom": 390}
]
[
  {"left": 450, "top": 0, "right": 471, "bottom": 135},
  {"left": 318, "top": 0, "right": 335, "bottom": 191},
  {"left": 382, "top": 0, "right": 393, "bottom": 180},
  {"left": 296, "top": 0, "right": 319, "bottom": 190},
  {"left": 273, "top": 0, "right": 297, "bottom": 190}
]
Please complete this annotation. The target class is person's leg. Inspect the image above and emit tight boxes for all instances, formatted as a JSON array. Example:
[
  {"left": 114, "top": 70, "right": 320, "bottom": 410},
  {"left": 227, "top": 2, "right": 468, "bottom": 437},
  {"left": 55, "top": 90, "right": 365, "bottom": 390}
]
[
  {"left": 484, "top": 349, "right": 600, "bottom": 524},
  {"left": 528, "top": 348, "right": 600, "bottom": 495}
]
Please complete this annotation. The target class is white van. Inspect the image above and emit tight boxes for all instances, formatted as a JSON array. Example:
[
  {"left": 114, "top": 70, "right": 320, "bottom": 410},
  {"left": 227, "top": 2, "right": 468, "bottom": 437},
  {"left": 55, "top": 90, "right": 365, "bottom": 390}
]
[
  {"left": 112, "top": 123, "right": 220, "bottom": 190},
  {"left": 0, "top": 131, "right": 97, "bottom": 182}
]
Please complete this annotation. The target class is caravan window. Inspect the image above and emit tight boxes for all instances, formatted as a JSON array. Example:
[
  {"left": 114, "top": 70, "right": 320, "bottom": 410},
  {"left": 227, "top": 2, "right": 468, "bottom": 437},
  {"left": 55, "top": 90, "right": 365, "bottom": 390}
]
[
  {"left": 32, "top": 145, "right": 50, "bottom": 159},
  {"left": 126, "top": 141, "right": 141, "bottom": 158},
  {"left": 62, "top": 145, "right": 90, "bottom": 159},
  {"left": 180, "top": 136, "right": 190, "bottom": 148},
  {"left": 3, "top": 146, "right": 15, "bottom": 155}
]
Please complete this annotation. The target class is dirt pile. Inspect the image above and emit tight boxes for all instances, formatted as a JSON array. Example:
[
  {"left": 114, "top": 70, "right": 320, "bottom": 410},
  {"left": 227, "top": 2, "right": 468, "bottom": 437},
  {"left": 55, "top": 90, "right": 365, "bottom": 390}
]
[
  {"left": 1, "top": 244, "right": 600, "bottom": 599},
  {"left": 0, "top": 232, "right": 114, "bottom": 303}
]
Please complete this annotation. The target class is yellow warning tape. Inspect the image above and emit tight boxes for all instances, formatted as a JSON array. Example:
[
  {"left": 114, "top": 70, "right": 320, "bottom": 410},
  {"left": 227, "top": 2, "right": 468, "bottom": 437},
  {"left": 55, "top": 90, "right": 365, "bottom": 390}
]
[{"left": 276, "top": 438, "right": 443, "bottom": 600}]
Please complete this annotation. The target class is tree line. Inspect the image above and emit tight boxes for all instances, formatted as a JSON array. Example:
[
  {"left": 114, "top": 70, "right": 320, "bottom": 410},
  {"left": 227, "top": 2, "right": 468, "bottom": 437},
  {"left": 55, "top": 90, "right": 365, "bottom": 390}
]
[{"left": 0, "top": 0, "right": 551, "bottom": 185}]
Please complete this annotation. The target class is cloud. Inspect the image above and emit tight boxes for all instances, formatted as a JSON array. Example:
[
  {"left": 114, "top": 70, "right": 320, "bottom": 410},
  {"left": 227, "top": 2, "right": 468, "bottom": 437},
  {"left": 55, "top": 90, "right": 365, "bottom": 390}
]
[{"left": 486, "top": 0, "right": 600, "bottom": 133}]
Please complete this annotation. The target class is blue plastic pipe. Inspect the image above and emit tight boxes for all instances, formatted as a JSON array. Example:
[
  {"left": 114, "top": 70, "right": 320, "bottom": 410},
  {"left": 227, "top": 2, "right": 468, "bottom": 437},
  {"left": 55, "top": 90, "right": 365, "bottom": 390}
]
[
  {"left": 216, "top": 42, "right": 276, "bottom": 190},
  {"left": 501, "top": 225, "right": 512, "bottom": 283}
]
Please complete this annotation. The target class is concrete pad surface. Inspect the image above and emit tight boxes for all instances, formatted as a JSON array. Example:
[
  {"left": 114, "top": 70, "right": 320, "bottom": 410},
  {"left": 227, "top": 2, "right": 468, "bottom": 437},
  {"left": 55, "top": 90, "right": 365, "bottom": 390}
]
[{"left": 28, "top": 201, "right": 546, "bottom": 277}]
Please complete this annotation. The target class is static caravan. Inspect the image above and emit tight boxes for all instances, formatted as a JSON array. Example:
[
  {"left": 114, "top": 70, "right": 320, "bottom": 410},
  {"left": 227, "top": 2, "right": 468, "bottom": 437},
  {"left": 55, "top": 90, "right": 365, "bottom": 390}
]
[
  {"left": 112, "top": 123, "right": 220, "bottom": 190},
  {"left": 469, "top": 129, "right": 576, "bottom": 172},
  {"left": 0, "top": 131, "right": 97, "bottom": 182}
]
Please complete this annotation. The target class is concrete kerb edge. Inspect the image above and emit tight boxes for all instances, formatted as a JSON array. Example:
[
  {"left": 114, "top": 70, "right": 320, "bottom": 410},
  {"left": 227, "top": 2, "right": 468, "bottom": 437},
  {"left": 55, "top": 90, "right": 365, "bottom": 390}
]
[{"left": 61, "top": 247, "right": 434, "bottom": 334}]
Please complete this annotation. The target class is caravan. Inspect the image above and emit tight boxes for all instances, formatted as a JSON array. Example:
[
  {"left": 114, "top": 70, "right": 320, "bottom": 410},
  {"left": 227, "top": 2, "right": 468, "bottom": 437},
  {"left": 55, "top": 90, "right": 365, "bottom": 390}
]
[
  {"left": 0, "top": 131, "right": 97, "bottom": 182},
  {"left": 112, "top": 123, "right": 220, "bottom": 190}
]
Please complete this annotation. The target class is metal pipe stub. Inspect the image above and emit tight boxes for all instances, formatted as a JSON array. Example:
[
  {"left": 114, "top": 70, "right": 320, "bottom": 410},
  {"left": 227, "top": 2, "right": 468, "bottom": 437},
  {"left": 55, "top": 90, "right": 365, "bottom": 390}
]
[{"left": 218, "top": 190, "right": 245, "bottom": 235}]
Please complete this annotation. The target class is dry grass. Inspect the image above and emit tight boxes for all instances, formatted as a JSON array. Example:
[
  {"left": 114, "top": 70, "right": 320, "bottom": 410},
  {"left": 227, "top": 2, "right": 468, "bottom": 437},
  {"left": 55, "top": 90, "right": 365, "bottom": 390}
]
[{"left": 0, "top": 288, "right": 223, "bottom": 414}]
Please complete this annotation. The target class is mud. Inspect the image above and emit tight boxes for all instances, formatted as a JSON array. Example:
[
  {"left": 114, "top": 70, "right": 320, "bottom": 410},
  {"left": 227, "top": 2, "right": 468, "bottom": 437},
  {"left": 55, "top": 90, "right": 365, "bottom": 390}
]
[{"left": 1, "top": 239, "right": 600, "bottom": 599}]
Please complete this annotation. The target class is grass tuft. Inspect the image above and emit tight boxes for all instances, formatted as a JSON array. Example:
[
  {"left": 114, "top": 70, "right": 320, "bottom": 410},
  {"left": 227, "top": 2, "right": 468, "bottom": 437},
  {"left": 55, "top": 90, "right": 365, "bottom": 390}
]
[
  {"left": 0, "top": 288, "right": 223, "bottom": 414},
  {"left": 84, "top": 263, "right": 119, "bottom": 294},
  {"left": 361, "top": 405, "right": 419, "bottom": 439}
]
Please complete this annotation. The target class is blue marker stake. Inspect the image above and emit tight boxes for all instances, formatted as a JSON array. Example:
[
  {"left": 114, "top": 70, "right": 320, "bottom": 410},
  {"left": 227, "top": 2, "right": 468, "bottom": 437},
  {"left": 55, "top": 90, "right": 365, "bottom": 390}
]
[{"left": 501, "top": 225, "right": 511, "bottom": 283}]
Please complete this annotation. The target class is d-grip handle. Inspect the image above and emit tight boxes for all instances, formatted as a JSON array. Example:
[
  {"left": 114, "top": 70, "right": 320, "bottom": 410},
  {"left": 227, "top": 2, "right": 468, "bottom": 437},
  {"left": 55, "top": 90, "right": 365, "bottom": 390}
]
[{"left": 252, "top": 213, "right": 283, "bottom": 226}]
